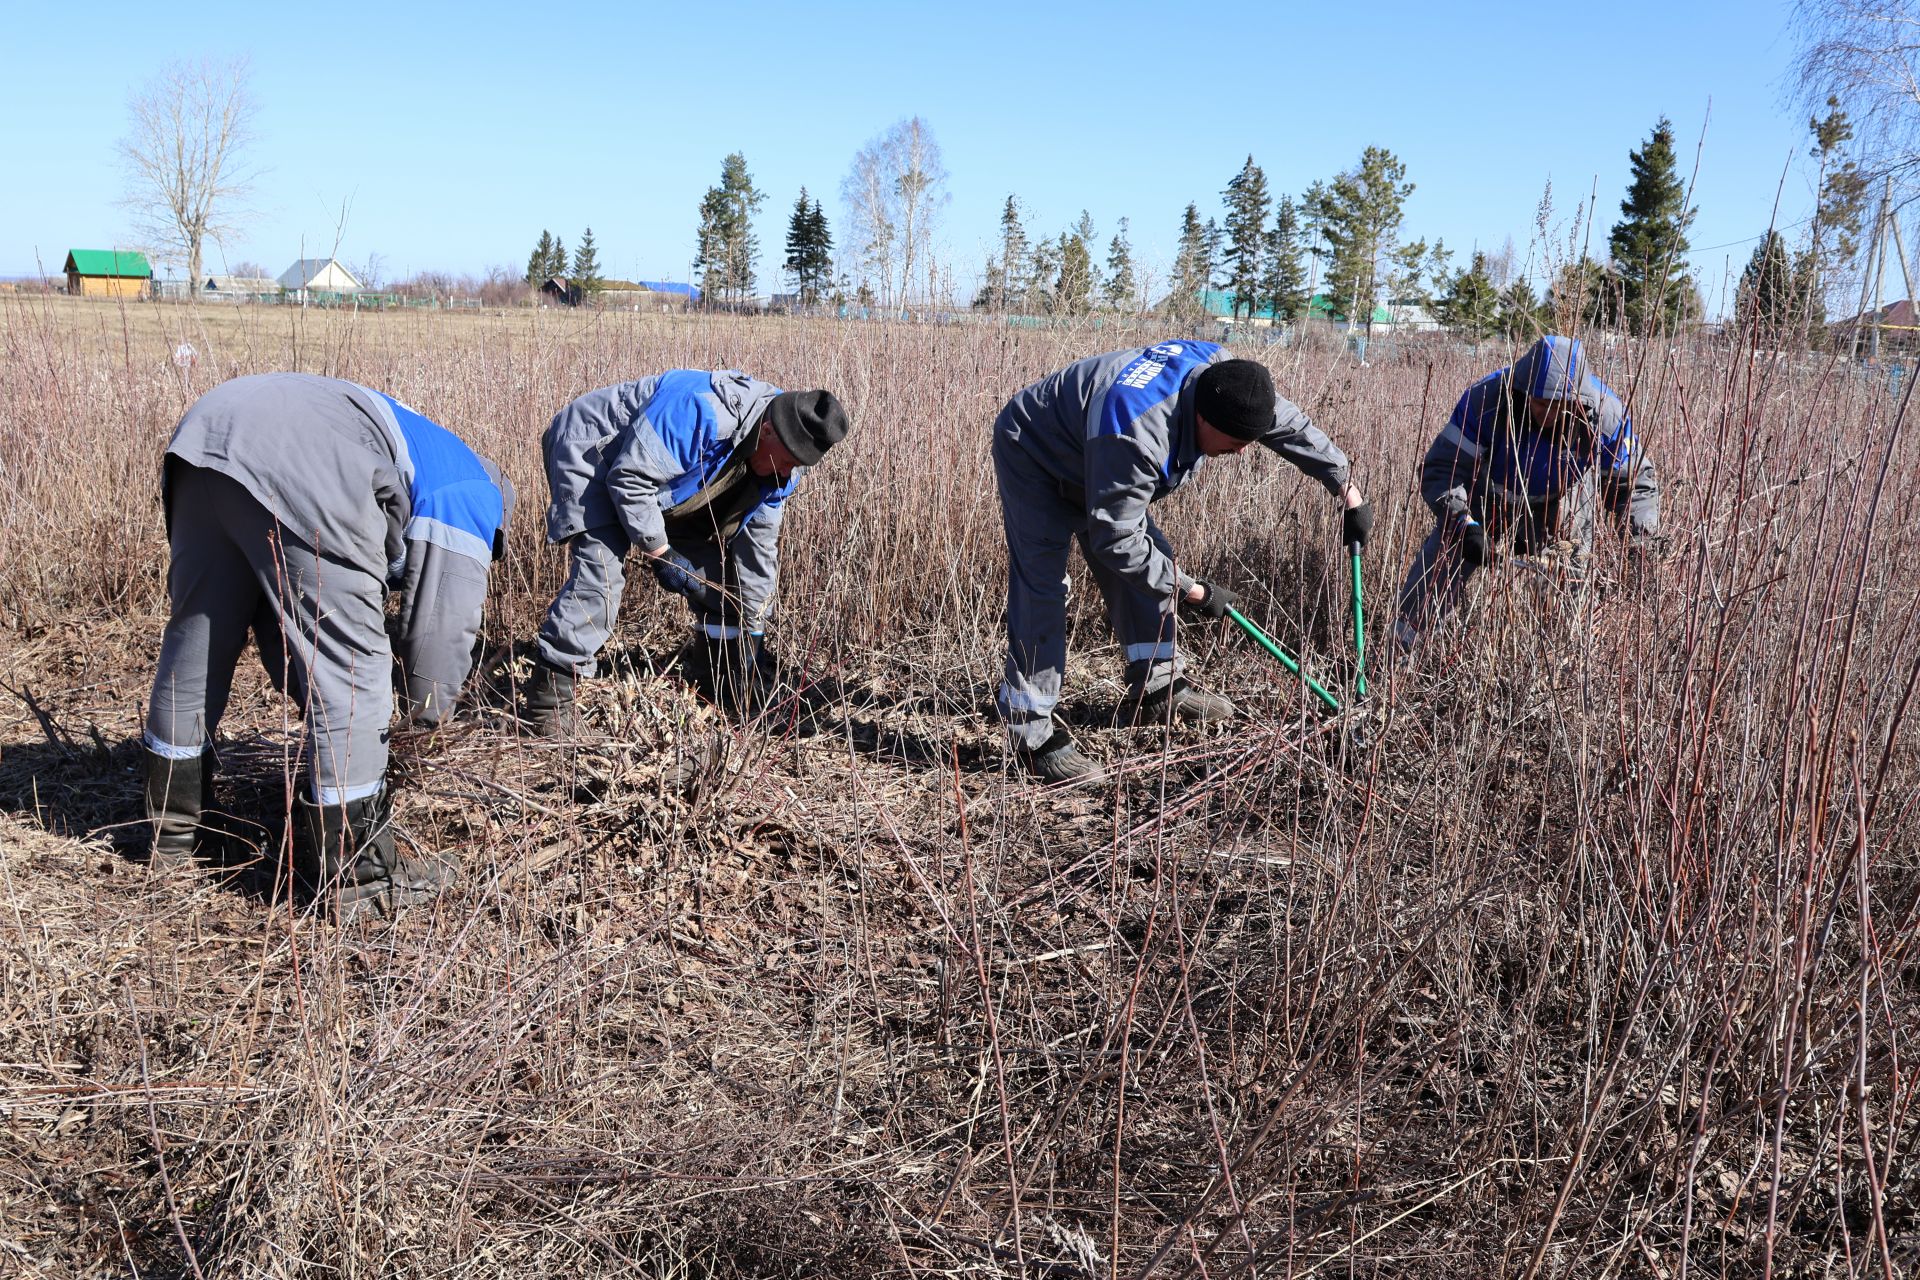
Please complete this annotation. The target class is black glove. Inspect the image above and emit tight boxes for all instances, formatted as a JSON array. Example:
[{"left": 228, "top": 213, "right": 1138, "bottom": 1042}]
[
  {"left": 1180, "top": 580, "right": 1237, "bottom": 620},
  {"left": 1455, "top": 516, "right": 1491, "bottom": 567},
  {"left": 651, "top": 549, "right": 719, "bottom": 611},
  {"left": 1342, "top": 500, "right": 1375, "bottom": 548}
]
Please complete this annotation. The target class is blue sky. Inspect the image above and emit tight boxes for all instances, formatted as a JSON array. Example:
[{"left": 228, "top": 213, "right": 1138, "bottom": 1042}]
[{"left": 4, "top": 1, "right": 1819, "bottom": 311}]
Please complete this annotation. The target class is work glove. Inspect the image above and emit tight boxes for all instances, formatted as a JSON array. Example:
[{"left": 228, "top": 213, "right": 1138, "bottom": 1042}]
[
  {"left": 1180, "top": 579, "right": 1237, "bottom": 620},
  {"left": 651, "top": 549, "right": 720, "bottom": 612},
  {"left": 1454, "top": 515, "right": 1491, "bottom": 567},
  {"left": 1342, "top": 500, "right": 1375, "bottom": 548}
]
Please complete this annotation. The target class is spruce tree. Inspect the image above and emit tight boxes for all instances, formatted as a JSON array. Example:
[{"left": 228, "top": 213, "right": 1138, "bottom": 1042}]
[
  {"left": 1262, "top": 196, "right": 1308, "bottom": 322},
  {"left": 1498, "top": 277, "right": 1549, "bottom": 342},
  {"left": 985, "top": 195, "right": 1028, "bottom": 313},
  {"left": 1436, "top": 252, "right": 1500, "bottom": 338},
  {"left": 571, "top": 228, "right": 602, "bottom": 296},
  {"left": 526, "top": 230, "right": 556, "bottom": 284},
  {"left": 783, "top": 188, "right": 832, "bottom": 304},
  {"left": 1221, "top": 155, "right": 1271, "bottom": 319},
  {"left": 1736, "top": 230, "right": 1797, "bottom": 335},
  {"left": 1167, "top": 203, "right": 1210, "bottom": 321},
  {"left": 1607, "top": 117, "right": 1697, "bottom": 332},
  {"left": 1104, "top": 217, "right": 1136, "bottom": 311}
]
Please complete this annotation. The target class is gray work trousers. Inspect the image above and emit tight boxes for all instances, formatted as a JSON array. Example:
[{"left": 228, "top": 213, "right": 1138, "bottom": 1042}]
[
  {"left": 535, "top": 525, "right": 734, "bottom": 676},
  {"left": 992, "top": 433, "right": 1180, "bottom": 751},
  {"left": 1393, "top": 479, "right": 1597, "bottom": 645},
  {"left": 145, "top": 464, "right": 390, "bottom": 803}
]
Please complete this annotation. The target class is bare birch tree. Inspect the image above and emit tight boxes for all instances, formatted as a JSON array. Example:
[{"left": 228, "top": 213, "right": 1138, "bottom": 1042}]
[
  {"left": 841, "top": 117, "right": 948, "bottom": 312},
  {"left": 1794, "top": 0, "right": 1920, "bottom": 163},
  {"left": 118, "top": 58, "right": 258, "bottom": 285}
]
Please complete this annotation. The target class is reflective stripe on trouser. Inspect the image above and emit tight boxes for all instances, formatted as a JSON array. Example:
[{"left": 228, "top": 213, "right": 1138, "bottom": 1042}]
[
  {"left": 535, "top": 525, "right": 747, "bottom": 670},
  {"left": 145, "top": 464, "right": 390, "bottom": 804},
  {"left": 992, "top": 435, "right": 1180, "bottom": 751},
  {"left": 1393, "top": 482, "right": 1595, "bottom": 644}
]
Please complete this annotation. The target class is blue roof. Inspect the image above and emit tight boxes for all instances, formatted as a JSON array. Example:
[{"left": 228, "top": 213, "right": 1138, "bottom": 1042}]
[{"left": 638, "top": 280, "right": 701, "bottom": 299}]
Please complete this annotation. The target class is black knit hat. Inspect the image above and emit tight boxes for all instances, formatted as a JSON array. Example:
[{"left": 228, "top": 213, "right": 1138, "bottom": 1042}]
[
  {"left": 763, "top": 389, "right": 850, "bottom": 466},
  {"left": 1194, "top": 360, "right": 1276, "bottom": 441}
]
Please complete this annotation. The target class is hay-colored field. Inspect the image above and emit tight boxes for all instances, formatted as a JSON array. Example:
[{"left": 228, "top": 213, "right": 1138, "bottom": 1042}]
[{"left": 1, "top": 293, "right": 1916, "bottom": 1277}]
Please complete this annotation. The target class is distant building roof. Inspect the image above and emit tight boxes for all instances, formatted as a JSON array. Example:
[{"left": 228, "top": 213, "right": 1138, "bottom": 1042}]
[
  {"left": 278, "top": 258, "right": 361, "bottom": 290},
  {"left": 1842, "top": 298, "right": 1920, "bottom": 329},
  {"left": 204, "top": 275, "right": 278, "bottom": 292},
  {"left": 65, "top": 249, "right": 152, "bottom": 278},
  {"left": 638, "top": 280, "right": 701, "bottom": 299}
]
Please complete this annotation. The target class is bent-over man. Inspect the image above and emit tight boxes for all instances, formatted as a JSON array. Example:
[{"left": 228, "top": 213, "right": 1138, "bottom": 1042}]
[
  {"left": 143, "top": 373, "right": 512, "bottom": 919},
  {"left": 523, "top": 371, "right": 850, "bottom": 732},
  {"left": 1393, "top": 334, "right": 1659, "bottom": 649},
  {"left": 993, "top": 341, "right": 1372, "bottom": 782}
]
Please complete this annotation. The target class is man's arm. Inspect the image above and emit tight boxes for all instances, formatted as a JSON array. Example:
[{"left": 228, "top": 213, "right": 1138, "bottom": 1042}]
[
  {"left": 1258, "top": 394, "right": 1354, "bottom": 498},
  {"left": 1084, "top": 436, "right": 1182, "bottom": 602},
  {"left": 393, "top": 540, "right": 490, "bottom": 725},
  {"left": 1602, "top": 447, "right": 1660, "bottom": 538},
  {"left": 1420, "top": 393, "right": 1483, "bottom": 523},
  {"left": 603, "top": 422, "right": 684, "bottom": 556}
]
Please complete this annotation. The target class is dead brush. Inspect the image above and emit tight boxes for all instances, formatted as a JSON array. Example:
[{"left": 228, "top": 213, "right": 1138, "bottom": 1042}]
[{"left": 0, "top": 295, "right": 1916, "bottom": 1277}]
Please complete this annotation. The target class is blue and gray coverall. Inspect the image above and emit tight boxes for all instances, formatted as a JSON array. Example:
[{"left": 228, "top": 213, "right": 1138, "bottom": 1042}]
[
  {"left": 993, "top": 341, "right": 1352, "bottom": 750},
  {"left": 1395, "top": 335, "right": 1660, "bottom": 643},
  {"left": 146, "top": 374, "right": 510, "bottom": 803},
  {"left": 535, "top": 370, "right": 802, "bottom": 674}
]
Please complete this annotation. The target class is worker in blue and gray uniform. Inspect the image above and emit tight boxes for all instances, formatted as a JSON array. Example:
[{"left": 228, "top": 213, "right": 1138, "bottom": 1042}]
[
  {"left": 993, "top": 342, "right": 1372, "bottom": 782},
  {"left": 142, "top": 373, "right": 512, "bottom": 920},
  {"left": 524, "top": 372, "right": 850, "bottom": 733},
  {"left": 1393, "top": 334, "right": 1660, "bottom": 648}
]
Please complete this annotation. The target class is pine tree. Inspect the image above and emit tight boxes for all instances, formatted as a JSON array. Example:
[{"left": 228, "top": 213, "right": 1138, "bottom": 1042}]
[
  {"left": 547, "top": 233, "right": 567, "bottom": 280},
  {"left": 525, "top": 230, "right": 557, "bottom": 284},
  {"left": 1202, "top": 218, "right": 1223, "bottom": 290},
  {"left": 1807, "top": 98, "right": 1868, "bottom": 321},
  {"left": 1056, "top": 216, "right": 1095, "bottom": 316},
  {"left": 783, "top": 187, "right": 833, "bottom": 305},
  {"left": 1024, "top": 235, "right": 1060, "bottom": 313},
  {"left": 1261, "top": 196, "right": 1308, "bottom": 322},
  {"left": 1436, "top": 252, "right": 1500, "bottom": 338},
  {"left": 1736, "top": 230, "right": 1797, "bottom": 336},
  {"left": 979, "top": 195, "right": 1029, "bottom": 312},
  {"left": 1608, "top": 117, "right": 1697, "bottom": 332},
  {"left": 1104, "top": 217, "right": 1136, "bottom": 311},
  {"left": 1167, "top": 203, "right": 1210, "bottom": 321},
  {"left": 1312, "top": 147, "right": 1415, "bottom": 334},
  {"left": 1221, "top": 155, "right": 1271, "bottom": 319},
  {"left": 694, "top": 152, "right": 765, "bottom": 304},
  {"left": 571, "top": 228, "right": 602, "bottom": 296}
]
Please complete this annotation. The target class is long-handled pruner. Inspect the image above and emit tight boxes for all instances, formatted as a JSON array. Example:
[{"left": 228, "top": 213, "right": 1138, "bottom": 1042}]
[
  {"left": 1348, "top": 539, "right": 1367, "bottom": 701},
  {"left": 1224, "top": 605, "right": 1342, "bottom": 715}
]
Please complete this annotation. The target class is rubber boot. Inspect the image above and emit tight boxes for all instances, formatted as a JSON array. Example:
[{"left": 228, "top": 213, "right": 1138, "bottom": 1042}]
[
  {"left": 1017, "top": 729, "right": 1105, "bottom": 784},
  {"left": 294, "top": 786, "right": 449, "bottom": 922},
  {"left": 140, "top": 746, "right": 203, "bottom": 869},
  {"left": 521, "top": 659, "right": 582, "bottom": 737},
  {"left": 1124, "top": 677, "right": 1237, "bottom": 726}
]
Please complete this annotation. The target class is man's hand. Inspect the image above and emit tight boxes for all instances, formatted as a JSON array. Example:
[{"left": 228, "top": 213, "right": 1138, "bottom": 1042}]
[
  {"left": 1455, "top": 515, "right": 1491, "bottom": 567},
  {"left": 1180, "top": 579, "right": 1237, "bottom": 620},
  {"left": 1342, "top": 500, "right": 1375, "bottom": 548},
  {"left": 650, "top": 549, "right": 720, "bottom": 611}
]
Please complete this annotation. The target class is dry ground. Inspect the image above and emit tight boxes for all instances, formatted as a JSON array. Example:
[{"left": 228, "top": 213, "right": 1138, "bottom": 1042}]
[{"left": 1, "top": 295, "right": 1916, "bottom": 1277}]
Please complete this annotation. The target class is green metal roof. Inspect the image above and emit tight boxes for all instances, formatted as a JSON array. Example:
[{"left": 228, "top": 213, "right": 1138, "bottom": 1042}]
[{"left": 64, "top": 249, "right": 152, "bottom": 278}]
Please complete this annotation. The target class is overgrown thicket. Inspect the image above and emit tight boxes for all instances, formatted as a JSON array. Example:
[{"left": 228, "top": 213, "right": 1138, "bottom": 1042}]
[{"left": 1, "top": 297, "right": 1916, "bottom": 1278}]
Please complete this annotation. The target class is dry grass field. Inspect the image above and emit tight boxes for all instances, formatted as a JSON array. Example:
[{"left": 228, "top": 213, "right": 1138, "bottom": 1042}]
[{"left": 1, "top": 294, "right": 1916, "bottom": 1277}]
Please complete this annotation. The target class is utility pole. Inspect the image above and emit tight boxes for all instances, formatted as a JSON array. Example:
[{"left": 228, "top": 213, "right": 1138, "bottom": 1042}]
[
  {"left": 1852, "top": 177, "right": 1891, "bottom": 361},
  {"left": 1871, "top": 175, "right": 1893, "bottom": 361}
]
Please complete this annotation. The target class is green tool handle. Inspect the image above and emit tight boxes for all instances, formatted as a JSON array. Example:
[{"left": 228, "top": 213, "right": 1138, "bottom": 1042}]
[
  {"left": 1349, "top": 542, "right": 1367, "bottom": 701},
  {"left": 1224, "top": 605, "right": 1343, "bottom": 714}
]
